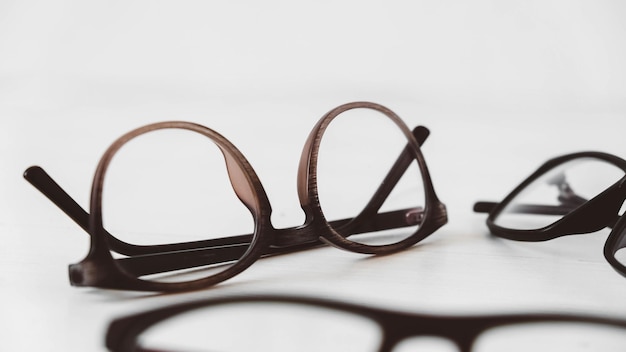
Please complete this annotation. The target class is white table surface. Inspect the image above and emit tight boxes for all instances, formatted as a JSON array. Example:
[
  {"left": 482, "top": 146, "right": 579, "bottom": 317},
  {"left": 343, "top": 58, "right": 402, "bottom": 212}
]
[{"left": 2, "top": 1, "right": 626, "bottom": 350}]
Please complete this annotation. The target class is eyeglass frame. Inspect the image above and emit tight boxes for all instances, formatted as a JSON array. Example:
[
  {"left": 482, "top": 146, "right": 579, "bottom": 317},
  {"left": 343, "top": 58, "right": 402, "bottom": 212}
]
[
  {"left": 473, "top": 151, "right": 626, "bottom": 277},
  {"left": 105, "top": 294, "right": 626, "bottom": 352},
  {"left": 24, "top": 101, "right": 447, "bottom": 292}
]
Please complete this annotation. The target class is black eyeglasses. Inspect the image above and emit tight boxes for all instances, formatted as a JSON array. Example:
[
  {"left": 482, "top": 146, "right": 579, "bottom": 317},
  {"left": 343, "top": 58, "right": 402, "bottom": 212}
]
[
  {"left": 24, "top": 101, "right": 447, "bottom": 292},
  {"left": 105, "top": 294, "right": 626, "bottom": 352},
  {"left": 474, "top": 151, "right": 626, "bottom": 277}
]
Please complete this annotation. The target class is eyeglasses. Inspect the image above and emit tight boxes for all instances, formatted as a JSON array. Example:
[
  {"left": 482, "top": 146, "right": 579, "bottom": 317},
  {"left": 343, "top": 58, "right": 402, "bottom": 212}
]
[
  {"left": 105, "top": 294, "right": 626, "bottom": 352},
  {"left": 473, "top": 151, "right": 626, "bottom": 277},
  {"left": 24, "top": 101, "right": 447, "bottom": 292}
]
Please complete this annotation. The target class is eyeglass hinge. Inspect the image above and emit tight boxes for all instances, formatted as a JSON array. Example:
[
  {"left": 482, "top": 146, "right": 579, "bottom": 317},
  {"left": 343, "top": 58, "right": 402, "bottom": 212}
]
[{"left": 405, "top": 206, "right": 425, "bottom": 225}]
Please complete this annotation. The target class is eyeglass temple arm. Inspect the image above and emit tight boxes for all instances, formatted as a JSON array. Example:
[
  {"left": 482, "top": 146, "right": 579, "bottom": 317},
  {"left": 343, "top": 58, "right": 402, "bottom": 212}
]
[
  {"left": 24, "top": 166, "right": 91, "bottom": 234},
  {"left": 330, "top": 125, "right": 430, "bottom": 237},
  {"left": 114, "top": 206, "right": 424, "bottom": 277},
  {"left": 474, "top": 198, "right": 620, "bottom": 230},
  {"left": 365, "top": 125, "right": 429, "bottom": 213},
  {"left": 473, "top": 201, "right": 581, "bottom": 216},
  {"left": 23, "top": 166, "right": 144, "bottom": 254}
]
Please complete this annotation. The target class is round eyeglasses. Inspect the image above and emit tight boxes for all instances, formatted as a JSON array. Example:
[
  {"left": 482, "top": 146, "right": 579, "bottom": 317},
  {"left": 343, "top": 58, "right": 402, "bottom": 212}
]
[{"left": 24, "top": 101, "right": 447, "bottom": 292}]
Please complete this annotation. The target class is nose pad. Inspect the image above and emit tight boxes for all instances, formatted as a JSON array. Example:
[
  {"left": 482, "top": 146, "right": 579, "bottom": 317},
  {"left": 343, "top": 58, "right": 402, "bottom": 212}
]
[{"left": 221, "top": 149, "right": 259, "bottom": 214}]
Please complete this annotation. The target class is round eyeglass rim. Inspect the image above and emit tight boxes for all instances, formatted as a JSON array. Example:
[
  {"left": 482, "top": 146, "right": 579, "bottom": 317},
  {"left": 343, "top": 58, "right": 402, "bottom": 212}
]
[{"left": 298, "top": 101, "right": 446, "bottom": 254}]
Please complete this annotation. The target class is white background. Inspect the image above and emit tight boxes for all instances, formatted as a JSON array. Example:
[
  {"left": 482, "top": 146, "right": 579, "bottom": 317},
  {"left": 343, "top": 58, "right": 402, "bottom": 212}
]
[{"left": 1, "top": 1, "right": 626, "bottom": 350}]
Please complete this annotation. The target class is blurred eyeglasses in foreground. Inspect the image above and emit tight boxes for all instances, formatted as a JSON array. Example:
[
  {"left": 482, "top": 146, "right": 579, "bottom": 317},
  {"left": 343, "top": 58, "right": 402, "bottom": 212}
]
[{"left": 106, "top": 294, "right": 626, "bottom": 352}]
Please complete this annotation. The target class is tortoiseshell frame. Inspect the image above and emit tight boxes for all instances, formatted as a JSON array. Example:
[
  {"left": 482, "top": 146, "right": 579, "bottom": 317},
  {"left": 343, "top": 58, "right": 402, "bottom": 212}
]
[
  {"left": 24, "top": 101, "right": 447, "bottom": 292},
  {"left": 473, "top": 151, "right": 626, "bottom": 278},
  {"left": 105, "top": 294, "right": 626, "bottom": 352}
]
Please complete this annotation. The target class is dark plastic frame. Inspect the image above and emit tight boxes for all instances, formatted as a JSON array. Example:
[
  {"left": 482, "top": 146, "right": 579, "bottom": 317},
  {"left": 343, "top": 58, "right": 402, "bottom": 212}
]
[
  {"left": 24, "top": 101, "right": 447, "bottom": 292},
  {"left": 473, "top": 151, "right": 626, "bottom": 278},
  {"left": 105, "top": 294, "right": 626, "bottom": 352}
]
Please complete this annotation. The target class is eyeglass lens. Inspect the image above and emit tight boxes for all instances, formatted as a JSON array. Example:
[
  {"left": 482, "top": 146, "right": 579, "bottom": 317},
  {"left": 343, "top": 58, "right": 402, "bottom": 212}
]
[
  {"left": 135, "top": 302, "right": 382, "bottom": 352},
  {"left": 493, "top": 158, "right": 624, "bottom": 230},
  {"left": 102, "top": 128, "right": 255, "bottom": 283},
  {"left": 316, "top": 107, "right": 425, "bottom": 245},
  {"left": 474, "top": 321, "right": 626, "bottom": 352}
]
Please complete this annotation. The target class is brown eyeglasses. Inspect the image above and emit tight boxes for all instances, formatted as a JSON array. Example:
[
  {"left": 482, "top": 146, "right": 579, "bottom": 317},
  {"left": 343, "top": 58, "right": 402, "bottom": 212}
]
[{"left": 24, "top": 101, "right": 447, "bottom": 292}]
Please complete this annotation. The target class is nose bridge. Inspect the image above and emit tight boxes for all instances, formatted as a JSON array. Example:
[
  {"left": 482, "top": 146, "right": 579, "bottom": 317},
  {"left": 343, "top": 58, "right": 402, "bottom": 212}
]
[
  {"left": 384, "top": 335, "right": 468, "bottom": 352},
  {"left": 379, "top": 316, "right": 475, "bottom": 352}
]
